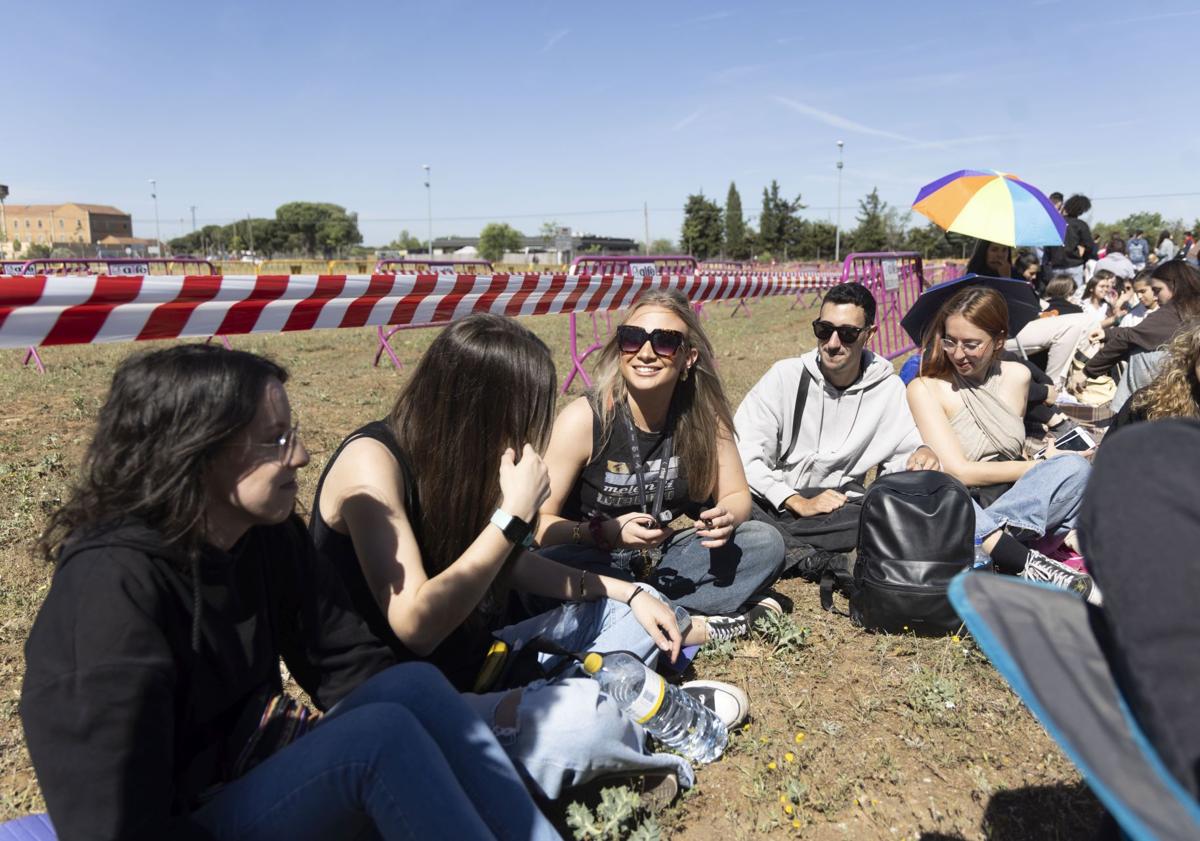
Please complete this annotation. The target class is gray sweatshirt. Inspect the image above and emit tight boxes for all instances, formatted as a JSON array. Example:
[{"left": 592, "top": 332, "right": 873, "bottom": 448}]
[{"left": 734, "top": 349, "right": 925, "bottom": 510}]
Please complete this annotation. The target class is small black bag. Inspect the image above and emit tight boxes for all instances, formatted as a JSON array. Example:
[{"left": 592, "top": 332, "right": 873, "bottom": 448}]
[{"left": 848, "top": 470, "right": 975, "bottom": 635}]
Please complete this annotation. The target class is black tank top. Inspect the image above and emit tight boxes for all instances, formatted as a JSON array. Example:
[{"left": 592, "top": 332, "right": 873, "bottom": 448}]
[
  {"left": 562, "top": 404, "right": 703, "bottom": 522},
  {"left": 309, "top": 421, "right": 486, "bottom": 691}
]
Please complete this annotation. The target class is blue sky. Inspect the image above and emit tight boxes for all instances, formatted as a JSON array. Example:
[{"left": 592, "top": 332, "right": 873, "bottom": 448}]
[{"left": 7, "top": 0, "right": 1198, "bottom": 247}]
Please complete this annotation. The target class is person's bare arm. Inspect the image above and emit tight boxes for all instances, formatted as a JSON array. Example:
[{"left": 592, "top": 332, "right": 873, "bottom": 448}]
[
  {"left": 320, "top": 438, "right": 547, "bottom": 656},
  {"left": 906, "top": 378, "right": 1034, "bottom": 487}
]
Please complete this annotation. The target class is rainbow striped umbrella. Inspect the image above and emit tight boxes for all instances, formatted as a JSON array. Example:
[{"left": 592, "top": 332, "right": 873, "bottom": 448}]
[{"left": 912, "top": 169, "right": 1066, "bottom": 247}]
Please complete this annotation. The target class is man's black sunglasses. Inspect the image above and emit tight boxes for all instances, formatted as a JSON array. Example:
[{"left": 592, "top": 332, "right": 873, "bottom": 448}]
[
  {"left": 616, "top": 325, "right": 686, "bottom": 358},
  {"left": 812, "top": 320, "right": 869, "bottom": 344}
]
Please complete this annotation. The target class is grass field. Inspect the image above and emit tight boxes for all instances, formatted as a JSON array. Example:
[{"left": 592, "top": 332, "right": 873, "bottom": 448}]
[{"left": 0, "top": 295, "right": 1102, "bottom": 838}]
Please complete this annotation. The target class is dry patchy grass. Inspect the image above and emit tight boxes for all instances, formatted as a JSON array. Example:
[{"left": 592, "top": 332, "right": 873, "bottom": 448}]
[{"left": 0, "top": 296, "right": 1101, "bottom": 837}]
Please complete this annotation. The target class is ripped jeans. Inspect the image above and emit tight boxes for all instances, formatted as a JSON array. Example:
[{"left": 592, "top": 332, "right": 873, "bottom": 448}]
[
  {"left": 973, "top": 453, "right": 1091, "bottom": 544},
  {"left": 461, "top": 593, "right": 695, "bottom": 800}
]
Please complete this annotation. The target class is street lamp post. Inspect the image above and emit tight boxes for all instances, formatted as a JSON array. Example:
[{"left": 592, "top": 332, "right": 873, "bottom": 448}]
[
  {"left": 149, "top": 179, "right": 161, "bottom": 256},
  {"left": 422, "top": 165, "right": 432, "bottom": 257},
  {"left": 834, "top": 140, "right": 845, "bottom": 263},
  {"left": 0, "top": 185, "right": 8, "bottom": 254}
]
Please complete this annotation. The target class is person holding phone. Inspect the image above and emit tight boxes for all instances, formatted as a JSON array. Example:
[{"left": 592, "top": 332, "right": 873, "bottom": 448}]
[
  {"left": 536, "top": 288, "right": 785, "bottom": 644},
  {"left": 906, "top": 286, "right": 1100, "bottom": 603}
]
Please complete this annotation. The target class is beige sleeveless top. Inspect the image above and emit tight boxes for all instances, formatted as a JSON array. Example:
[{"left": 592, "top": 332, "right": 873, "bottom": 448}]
[{"left": 948, "top": 366, "right": 1025, "bottom": 461}]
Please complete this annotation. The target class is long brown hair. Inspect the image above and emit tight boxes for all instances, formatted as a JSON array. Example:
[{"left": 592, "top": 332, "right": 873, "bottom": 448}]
[
  {"left": 590, "top": 287, "right": 733, "bottom": 501},
  {"left": 918, "top": 286, "right": 1009, "bottom": 381},
  {"left": 388, "top": 314, "right": 557, "bottom": 623},
  {"left": 1132, "top": 319, "right": 1200, "bottom": 421},
  {"left": 1151, "top": 260, "right": 1200, "bottom": 321}
]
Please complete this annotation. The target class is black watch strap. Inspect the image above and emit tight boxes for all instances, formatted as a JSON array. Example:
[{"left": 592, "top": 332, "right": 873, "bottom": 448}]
[{"left": 490, "top": 509, "right": 534, "bottom": 547}]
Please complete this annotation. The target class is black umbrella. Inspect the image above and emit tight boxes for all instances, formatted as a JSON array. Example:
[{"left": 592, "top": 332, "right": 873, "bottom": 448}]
[{"left": 900, "top": 273, "right": 1041, "bottom": 346}]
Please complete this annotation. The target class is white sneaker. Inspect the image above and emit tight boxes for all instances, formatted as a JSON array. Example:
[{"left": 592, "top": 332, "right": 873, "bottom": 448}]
[
  {"left": 1020, "top": 550, "right": 1103, "bottom": 606},
  {"left": 681, "top": 680, "right": 750, "bottom": 729}
]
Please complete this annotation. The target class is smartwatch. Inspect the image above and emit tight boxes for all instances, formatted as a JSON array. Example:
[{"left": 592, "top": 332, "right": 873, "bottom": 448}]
[{"left": 489, "top": 509, "right": 534, "bottom": 548}]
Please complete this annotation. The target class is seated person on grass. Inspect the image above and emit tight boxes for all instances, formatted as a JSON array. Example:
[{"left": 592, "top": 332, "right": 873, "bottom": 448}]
[
  {"left": 535, "top": 289, "right": 786, "bottom": 646},
  {"left": 734, "top": 282, "right": 939, "bottom": 579},
  {"left": 20, "top": 344, "right": 558, "bottom": 841},
  {"left": 905, "top": 287, "right": 1100, "bottom": 604}
]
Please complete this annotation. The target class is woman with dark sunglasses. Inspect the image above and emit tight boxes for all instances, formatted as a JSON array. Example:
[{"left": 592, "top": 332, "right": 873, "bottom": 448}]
[{"left": 536, "top": 289, "right": 785, "bottom": 644}]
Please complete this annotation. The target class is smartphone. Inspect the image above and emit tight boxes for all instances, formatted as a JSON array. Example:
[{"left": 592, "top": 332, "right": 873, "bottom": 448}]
[{"left": 1036, "top": 426, "right": 1096, "bottom": 459}]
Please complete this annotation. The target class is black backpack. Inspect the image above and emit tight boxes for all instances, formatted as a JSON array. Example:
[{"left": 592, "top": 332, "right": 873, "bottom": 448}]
[{"left": 848, "top": 470, "right": 975, "bottom": 635}]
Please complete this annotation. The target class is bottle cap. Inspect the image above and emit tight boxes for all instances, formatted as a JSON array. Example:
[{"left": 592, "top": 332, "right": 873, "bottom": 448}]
[{"left": 582, "top": 652, "right": 603, "bottom": 674}]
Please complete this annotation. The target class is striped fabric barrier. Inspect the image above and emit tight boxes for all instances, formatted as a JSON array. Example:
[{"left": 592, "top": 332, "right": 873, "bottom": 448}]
[{"left": 0, "top": 272, "right": 835, "bottom": 387}]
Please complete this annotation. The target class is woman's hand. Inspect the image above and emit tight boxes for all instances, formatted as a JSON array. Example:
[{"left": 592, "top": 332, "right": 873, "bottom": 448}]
[
  {"left": 1087, "top": 326, "right": 1106, "bottom": 344},
  {"left": 695, "top": 505, "right": 735, "bottom": 548},
  {"left": 629, "top": 589, "right": 683, "bottom": 663},
  {"left": 608, "top": 512, "right": 670, "bottom": 549},
  {"left": 1066, "top": 369, "right": 1087, "bottom": 395},
  {"left": 498, "top": 445, "right": 551, "bottom": 523}
]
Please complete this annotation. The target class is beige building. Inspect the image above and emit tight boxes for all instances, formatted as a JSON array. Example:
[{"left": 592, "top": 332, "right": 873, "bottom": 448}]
[{"left": 3, "top": 203, "right": 133, "bottom": 248}]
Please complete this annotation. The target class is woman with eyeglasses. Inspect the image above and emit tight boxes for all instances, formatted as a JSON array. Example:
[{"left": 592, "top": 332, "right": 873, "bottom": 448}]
[
  {"left": 20, "top": 344, "right": 560, "bottom": 841},
  {"left": 535, "top": 288, "right": 785, "bottom": 644},
  {"left": 905, "top": 287, "right": 1100, "bottom": 603}
]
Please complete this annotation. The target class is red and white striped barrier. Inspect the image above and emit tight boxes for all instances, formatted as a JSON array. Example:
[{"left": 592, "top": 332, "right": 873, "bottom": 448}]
[{"left": 0, "top": 272, "right": 839, "bottom": 350}]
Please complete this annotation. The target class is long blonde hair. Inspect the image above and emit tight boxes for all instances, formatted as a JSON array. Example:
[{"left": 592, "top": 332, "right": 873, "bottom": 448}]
[
  {"left": 590, "top": 288, "right": 733, "bottom": 501},
  {"left": 1132, "top": 320, "right": 1200, "bottom": 421}
]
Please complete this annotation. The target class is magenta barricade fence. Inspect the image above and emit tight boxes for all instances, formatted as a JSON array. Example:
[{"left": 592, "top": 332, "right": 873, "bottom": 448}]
[
  {"left": 839, "top": 252, "right": 928, "bottom": 360},
  {"left": 0, "top": 271, "right": 832, "bottom": 389}
]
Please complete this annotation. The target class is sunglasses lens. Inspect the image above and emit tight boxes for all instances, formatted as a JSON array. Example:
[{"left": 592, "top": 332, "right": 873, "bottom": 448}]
[
  {"left": 650, "top": 330, "right": 684, "bottom": 357},
  {"left": 617, "top": 326, "right": 647, "bottom": 354},
  {"left": 812, "top": 321, "right": 834, "bottom": 341}
]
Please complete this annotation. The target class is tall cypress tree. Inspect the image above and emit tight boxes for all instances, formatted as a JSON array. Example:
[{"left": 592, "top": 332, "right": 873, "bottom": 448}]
[{"left": 725, "top": 182, "right": 748, "bottom": 260}]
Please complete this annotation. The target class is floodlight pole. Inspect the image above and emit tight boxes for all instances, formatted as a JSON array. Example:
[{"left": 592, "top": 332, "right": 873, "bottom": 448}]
[
  {"left": 149, "top": 179, "right": 161, "bottom": 256},
  {"left": 834, "top": 140, "right": 844, "bottom": 262},
  {"left": 422, "top": 165, "right": 432, "bottom": 257}
]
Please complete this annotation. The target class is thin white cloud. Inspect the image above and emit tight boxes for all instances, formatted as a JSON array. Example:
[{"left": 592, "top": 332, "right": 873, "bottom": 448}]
[
  {"left": 540, "top": 28, "right": 569, "bottom": 53},
  {"left": 770, "top": 95, "right": 924, "bottom": 145},
  {"left": 672, "top": 108, "right": 706, "bottom": 132}
]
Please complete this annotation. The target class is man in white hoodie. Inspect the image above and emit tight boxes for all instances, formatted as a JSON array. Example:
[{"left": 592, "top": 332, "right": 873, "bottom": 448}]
[{"left": 735, "top": 282, "right": 939, "bottom": 577}]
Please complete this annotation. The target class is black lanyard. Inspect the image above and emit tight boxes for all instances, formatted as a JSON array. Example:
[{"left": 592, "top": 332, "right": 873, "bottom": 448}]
[{"left": 619, "top": 403, "right": 673, "bottom": 521}]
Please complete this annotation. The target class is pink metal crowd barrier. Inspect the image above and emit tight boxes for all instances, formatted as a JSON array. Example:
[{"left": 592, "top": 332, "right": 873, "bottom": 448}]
[
  {"left": 839, "top": 252, "right": 929, "bottom": 359},
  {"left": 2, "top": 257, "right": 219, "bottom": 372},
  {"left": 370, "top": 258, "right": 495, "bottom": 370}
]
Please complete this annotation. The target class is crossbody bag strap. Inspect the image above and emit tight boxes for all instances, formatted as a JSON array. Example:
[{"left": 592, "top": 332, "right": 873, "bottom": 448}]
[{"left": 780, "top": 367, "right": 814, "bottom": 463}]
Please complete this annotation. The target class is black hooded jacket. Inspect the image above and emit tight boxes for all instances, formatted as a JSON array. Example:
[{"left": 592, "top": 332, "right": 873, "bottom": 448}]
[{"left": 20, "top": 515, "right": 394, "bottom": 841}]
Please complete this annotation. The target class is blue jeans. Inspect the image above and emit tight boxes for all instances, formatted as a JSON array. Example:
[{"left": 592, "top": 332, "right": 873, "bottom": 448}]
[
  {"left": 538, "top": 520, "right": 784, "bottom": 616},
  {"left": 463, "top": 595, "right": 694, "bottom": 799},
  {"left": 192, "top": 662, "right": 560, "bottom": 841},
  {"left": 973, "top": 454, "right": 1091, "bottom": 543}
]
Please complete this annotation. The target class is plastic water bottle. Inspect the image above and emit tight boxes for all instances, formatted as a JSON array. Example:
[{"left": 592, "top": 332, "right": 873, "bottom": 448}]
[
  {"left": 973, "top": 536, "right": 993, "bottom": 572},
  {"left": 582, "top": 648, "right": 728, "bottom": 764}
]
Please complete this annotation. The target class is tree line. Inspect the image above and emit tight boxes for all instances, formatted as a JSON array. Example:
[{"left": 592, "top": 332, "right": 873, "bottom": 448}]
[{"left": 168, "top": 202, "right": 363, "bottom": 259}]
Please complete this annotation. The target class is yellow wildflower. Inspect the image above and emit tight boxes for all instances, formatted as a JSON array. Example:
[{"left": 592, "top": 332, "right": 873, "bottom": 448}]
[
  {"left": 794, "top": 732, "right": 806, "bottom": 744},
  {"left": 783, "top": 803, "right": 794, "bottom": 815},
  {"left": 784, "top": 752, "right": 795, "bottom": 763},
  {"left": 792, "top": 819, "right": 801, "bottom": 829},
  {"left": 767, "top": 761, "right": 777, "bottom": 770}
]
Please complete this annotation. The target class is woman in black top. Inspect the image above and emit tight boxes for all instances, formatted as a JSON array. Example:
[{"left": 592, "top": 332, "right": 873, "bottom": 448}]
[
  {"left": 1109, "top": 319, "right": 1200, "bottom": 434},
  {"left": 536, "top": 289, "right": 785, "bottom": 642},
  {"left": 20, "top": 344, "right": 558, "bottom": 841},
  {"left": 313, "top": 314, "right": 701, "bottom": 801}
]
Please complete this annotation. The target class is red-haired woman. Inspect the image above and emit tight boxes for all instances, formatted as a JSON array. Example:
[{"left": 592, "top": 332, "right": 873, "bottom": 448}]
[{"left": 905, "top": 286, "right": 1099, "bottom": 603}]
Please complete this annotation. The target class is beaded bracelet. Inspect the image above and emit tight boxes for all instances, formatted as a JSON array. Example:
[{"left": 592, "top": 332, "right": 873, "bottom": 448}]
[{"left": 625, "top": 586, "right": 645, "bottom": 606}]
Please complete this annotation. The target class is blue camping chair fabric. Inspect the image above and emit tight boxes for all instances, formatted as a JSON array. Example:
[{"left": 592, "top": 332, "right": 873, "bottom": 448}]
[
  {"left": 0, "top": 814, "right": 55, "bottom": 841},
  {"left": 949, "top": 571, "right": 1200, "bottom": 841}
]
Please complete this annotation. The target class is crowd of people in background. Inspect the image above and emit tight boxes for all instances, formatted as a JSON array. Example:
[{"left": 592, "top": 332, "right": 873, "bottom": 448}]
[{"left": 12, "top": 187, "right": 1200, "bottom": 839}]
